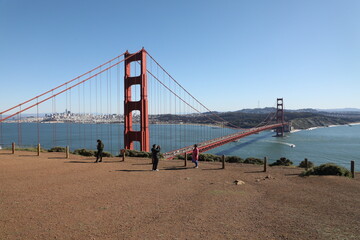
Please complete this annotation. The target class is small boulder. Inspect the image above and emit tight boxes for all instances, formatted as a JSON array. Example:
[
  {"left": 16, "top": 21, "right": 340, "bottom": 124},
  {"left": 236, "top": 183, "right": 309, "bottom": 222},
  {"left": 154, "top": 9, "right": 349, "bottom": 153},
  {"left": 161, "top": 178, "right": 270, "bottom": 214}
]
[{"left": 234, "top": 180, "right": 245, "bottom": 185}]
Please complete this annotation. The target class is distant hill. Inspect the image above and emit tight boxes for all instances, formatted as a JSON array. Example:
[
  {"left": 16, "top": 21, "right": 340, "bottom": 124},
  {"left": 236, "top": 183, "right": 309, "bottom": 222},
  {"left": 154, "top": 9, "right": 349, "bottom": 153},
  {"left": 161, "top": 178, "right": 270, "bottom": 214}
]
[
  {"left": 155, "top": 107, "right": 360, "bottom": 129},
  {"left": 317, "top": 108, "right": 360, "bottom": 113},
  {"left": 236, "top": 108, "right": 360, "bottom": 114},
  {"left": 237, "top": 108, "right": 323, "bottom": 114}
]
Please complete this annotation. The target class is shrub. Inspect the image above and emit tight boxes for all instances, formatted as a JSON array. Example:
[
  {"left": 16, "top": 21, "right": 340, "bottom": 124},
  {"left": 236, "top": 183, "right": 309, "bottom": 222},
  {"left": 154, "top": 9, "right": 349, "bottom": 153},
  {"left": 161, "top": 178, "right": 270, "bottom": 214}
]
[
  {"left": 176, "top": 154, "right": 191, "bottom": 160},
  {"left": 178, "top": 154, "right": 244, "bottom": 163},
  {"left": 120, "top": 149, "right": 163, "bottom": 159},
  {"left": 298, "top": 160, "right": 314, "bottom": 168},
  {"left": 176, "top": 154, "right": 185, "bottom": 160},
  {"left": 73, "top": 149, "right": 113, "bottom": 157},
  {"left": 123, "top": 149, "right": 151, "bottom": 158},
  {"left": 270, "top": 157, "right": 293, "bottom": 166},
  {"left": 244, "top": 157, "right": 264, "bottom": 165},
  {"left": 199, "top": 153, "right": 221, "bottom": 162},
  {"left": 48, "top": 146, "right": 66, "bottom": 152},
  {"left": 73, "top": 149, "right": 96, "bottom": 156},
  {"left": 13, "top": 147, "right": 46, "bottom": 152},
  {"left": 226, "top": 156, "right": 244, "bottom": 163},
  {"left": 302, "top": 163, "right": 350, "bottom": 177},
  {"left": 98, "top": 151, "right": 113, "bottom": 157}
]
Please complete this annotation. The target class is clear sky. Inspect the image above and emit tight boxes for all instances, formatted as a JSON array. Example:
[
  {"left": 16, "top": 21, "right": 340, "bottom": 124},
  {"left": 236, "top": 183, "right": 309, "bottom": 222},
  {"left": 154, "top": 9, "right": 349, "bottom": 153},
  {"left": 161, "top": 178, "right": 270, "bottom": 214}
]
[{"left": 1, "top": 0, "right": 359, "bottom": 112}]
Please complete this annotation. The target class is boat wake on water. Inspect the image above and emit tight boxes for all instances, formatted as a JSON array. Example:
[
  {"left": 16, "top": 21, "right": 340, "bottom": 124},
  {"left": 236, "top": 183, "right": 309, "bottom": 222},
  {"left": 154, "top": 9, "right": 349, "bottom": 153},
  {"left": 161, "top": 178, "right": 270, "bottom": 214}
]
[{"left": 264, "top": 140, "right": 296, "bottom": 148}]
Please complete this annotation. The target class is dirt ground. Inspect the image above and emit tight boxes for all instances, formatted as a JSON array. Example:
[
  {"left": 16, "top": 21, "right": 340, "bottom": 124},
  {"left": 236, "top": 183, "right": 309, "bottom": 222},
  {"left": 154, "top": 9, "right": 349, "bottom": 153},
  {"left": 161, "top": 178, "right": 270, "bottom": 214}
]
[{"left": 1, "top": 150, "right": 360, "bottom": 240}]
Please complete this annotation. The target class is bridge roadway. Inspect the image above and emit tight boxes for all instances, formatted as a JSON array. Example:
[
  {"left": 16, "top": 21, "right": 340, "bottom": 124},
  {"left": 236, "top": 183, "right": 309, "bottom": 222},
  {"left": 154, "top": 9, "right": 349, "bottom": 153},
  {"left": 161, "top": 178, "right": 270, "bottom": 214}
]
[{"left": 163, "top": 123, "right": 286, "bottom": 159}]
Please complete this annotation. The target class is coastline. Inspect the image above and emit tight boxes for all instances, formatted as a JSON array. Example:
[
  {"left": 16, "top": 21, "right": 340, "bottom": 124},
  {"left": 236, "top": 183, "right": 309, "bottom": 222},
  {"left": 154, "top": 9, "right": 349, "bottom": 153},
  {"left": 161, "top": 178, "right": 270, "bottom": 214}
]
[{"left": 291, "top": 121, "right": 360, "bottom": 132}]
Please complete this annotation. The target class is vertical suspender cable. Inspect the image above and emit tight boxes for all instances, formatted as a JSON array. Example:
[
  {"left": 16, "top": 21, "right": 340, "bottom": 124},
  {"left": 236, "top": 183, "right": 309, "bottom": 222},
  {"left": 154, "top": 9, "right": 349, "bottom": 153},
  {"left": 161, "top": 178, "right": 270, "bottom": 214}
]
[
  {"left": 95, "top": 74, "right": 98, "bottom": 139},
  {"left": 100, "top": 66, "right": 103, "bottom": 146},
  {"left": 69, "top": 88, "right": 72, "bottom": 150},
  {"left": 109, "top": 61, "right": 113, "bottom": 154},
  {"left": 66, "top": 84, "right": 69, "bottom": 147},
  {"left": 117, "top": 59, "right": 121, "bottom": 151},
  {"left": 51, "top": 92, "right": 55, "bottom": 147},
  {"left": 78, "top": 79, "right": 81, "bottom": 148},
  {"left": 37, "top": 97, "right": 40, "bottom": 145},
  {"left": 107, "top": 62, "right": 110, "bottom": 153},
  {"left": 83, "top": 78, "right": 86, "bottom": 148},
  {"left": 54, "top": 95, "right": 57, "bottom": 148},
  {"left": 0, "top": 113, "right": 2, "bottom": 147},
  {"left": 163, "top": 69, "right": 166, "bottom": 149},
  {"left": 18, "top": 105, "right": 22, "bottom": 147},
  {"left": 173, "top": 79, "right": 176, "bottom": 150},
  {"left": 156, "top": 62, "right": 160, "bottom": 148},
  {"left": 169, "top": 75, "right": 172, "bottom": 151},
  {"left": 87, "top": 75, "right": 94, "bottom": 149},
  {"left": 51, "top": 94, "right": 54, "bottom": 147},
  {"left": 148, "top": 60, "right": 151, "bottom": 147}
]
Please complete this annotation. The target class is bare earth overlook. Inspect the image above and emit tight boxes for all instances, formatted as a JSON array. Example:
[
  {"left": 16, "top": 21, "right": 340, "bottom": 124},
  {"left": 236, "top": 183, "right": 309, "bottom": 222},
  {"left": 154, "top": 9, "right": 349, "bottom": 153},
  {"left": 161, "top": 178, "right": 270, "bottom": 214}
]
[{"left": 1, "top": 150, "right": 360, "bottom": 240}]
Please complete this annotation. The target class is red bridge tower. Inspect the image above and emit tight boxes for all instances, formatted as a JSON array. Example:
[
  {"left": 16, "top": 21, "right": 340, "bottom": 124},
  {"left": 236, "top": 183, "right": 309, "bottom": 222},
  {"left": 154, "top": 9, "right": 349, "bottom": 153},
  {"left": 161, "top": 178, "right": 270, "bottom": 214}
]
[
  {"left": 124, "top": 49, "right": 150, "bottom": 151},
  {"left": 276, "top": 98, "right": 284, "bottom": 137}
]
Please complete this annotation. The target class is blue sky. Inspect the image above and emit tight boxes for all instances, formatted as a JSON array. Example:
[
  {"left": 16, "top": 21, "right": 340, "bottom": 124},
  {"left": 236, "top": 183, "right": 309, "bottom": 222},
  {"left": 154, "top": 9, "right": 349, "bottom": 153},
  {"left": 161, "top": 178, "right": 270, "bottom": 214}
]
[{"left": 1, "top": 0, "right": 359, "bottom": 112}]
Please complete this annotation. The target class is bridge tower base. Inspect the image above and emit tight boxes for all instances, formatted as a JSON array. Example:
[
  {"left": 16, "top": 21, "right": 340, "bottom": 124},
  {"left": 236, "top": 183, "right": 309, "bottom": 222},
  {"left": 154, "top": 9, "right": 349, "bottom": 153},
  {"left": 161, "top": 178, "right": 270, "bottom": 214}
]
[
  {"left": 276, "top": 98, "right": 284, "bottom": 137},
  {"left": 124, "top": 49, "right": 149, "bottom": 152}
]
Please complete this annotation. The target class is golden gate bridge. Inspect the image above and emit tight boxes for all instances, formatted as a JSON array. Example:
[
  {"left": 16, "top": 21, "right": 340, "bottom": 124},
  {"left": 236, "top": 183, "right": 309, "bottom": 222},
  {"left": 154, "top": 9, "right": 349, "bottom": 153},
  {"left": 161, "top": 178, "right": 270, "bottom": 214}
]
[{"left": 0, "top": 48, "right": 288, "bottom": 158}]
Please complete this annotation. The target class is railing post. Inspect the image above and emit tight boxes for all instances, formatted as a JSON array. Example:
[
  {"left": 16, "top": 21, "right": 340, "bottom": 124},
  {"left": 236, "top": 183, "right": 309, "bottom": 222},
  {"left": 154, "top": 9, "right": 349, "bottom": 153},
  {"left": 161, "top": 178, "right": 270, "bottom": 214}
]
[
  {"left": 37, "top": 143, "right": 41, "bottom": 156},
  {"left": 222, "top": 155, "right": 225, "bottom": 169},
  {"left": 12, "top": 142, "right": 15, "bottom": 154},
  {"left": 184, "top": 152, "right": 187, "bottom": 167},
  {"left": 263, "top": 157, "right": 267, "bottom": 172},
  {"left": 66, "top": 146, "right": 69, "bottom": 159},
  {"left": 305, "top": 158, "right": 308, "bottom": 171},
  {"left": 351, "top": 160, "right": 355, "bottom": 178}
]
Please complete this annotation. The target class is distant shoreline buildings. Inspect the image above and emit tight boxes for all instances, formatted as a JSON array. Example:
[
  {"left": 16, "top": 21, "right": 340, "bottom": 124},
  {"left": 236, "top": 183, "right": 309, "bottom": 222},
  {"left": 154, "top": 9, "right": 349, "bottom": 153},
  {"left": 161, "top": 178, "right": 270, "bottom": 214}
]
[
  {"left": 1, "top": 110, "right": 190, "bottom": 125},
  {"left": 3, "top": 110, "right": 126, "bottom": 124}
]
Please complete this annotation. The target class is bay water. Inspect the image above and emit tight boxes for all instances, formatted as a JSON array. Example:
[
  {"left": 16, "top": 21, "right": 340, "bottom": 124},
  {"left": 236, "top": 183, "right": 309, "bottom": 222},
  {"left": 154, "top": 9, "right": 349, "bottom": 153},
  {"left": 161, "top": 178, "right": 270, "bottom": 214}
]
[{"left": 1, "top": 123, "right": 359, "bottom": 169}]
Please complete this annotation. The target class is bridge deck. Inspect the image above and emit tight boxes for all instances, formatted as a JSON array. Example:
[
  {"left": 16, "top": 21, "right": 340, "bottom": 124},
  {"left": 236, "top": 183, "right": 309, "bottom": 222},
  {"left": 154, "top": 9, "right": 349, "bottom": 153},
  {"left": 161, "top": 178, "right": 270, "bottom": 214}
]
[{"left": 163, "top": 123, "right": 285, "bottom": 159}]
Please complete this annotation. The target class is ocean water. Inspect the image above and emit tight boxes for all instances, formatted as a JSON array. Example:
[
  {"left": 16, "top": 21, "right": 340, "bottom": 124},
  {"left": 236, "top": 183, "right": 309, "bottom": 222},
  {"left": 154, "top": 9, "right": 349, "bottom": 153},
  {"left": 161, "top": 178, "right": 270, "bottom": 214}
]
[
  {"left": 209, "top": 124, "right": 360, "bottom": 169},
  {"left": 1, "top": 123, "right": 359, "bottom": 169},
  {"left": 0, "top": 123, "right": 237, "bottom": 155}
]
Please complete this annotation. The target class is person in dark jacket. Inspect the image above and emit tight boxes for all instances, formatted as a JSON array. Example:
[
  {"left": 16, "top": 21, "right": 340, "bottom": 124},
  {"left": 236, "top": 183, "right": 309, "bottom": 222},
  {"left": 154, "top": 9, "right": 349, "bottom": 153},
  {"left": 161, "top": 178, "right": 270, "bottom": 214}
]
[
  {"left": 95, "top": 139, "right": 104, "bottom": 163},
  {"left": 151, "top": 144, "right": 161, "bottom": 171}
]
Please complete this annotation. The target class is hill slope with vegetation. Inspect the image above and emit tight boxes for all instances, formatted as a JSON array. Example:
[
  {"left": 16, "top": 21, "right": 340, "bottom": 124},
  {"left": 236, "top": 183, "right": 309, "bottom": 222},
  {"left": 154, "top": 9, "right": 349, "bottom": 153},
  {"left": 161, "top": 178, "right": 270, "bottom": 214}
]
[{"left": 153, "top": 109, "right": 360, "bottom": 130}]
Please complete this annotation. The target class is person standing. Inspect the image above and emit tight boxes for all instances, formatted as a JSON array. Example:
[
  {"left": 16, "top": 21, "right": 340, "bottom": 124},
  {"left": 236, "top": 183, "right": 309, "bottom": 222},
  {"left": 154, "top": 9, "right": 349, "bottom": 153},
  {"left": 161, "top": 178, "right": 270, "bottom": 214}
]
[
  {"left": 95, "top": 139, "right": 104, "bottom": 163},
  {"left": 151, "top": 144, "right": 161, "bottom": 171},
  {"left": 192, "top": 144, "right": 199, "bottom": 168}
]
